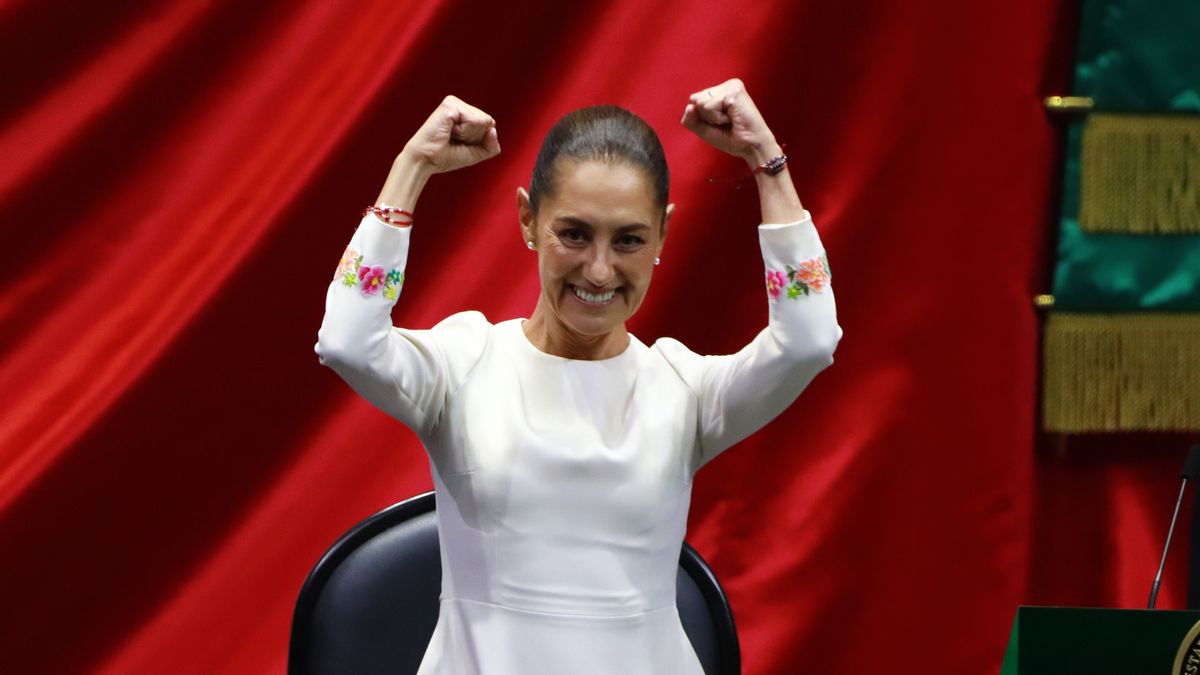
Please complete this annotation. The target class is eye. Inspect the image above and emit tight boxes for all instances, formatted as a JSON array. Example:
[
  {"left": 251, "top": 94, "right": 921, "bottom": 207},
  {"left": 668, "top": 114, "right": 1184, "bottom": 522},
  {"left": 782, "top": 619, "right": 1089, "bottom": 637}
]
[
  {"left": 614, "top": 233, "right": 646, "bottom": 250},
  {"left": 556, "top": 228, "right": 588, "bottom": 247}
]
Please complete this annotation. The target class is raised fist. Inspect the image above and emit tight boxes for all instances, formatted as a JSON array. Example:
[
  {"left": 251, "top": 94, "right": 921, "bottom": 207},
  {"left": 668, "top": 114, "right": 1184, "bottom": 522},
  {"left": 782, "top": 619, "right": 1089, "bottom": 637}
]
[
  {"left": 680, "top": 78, "right": 779, "bottom": 167},
  {"left": 402, "top": 95, "right": 501, "bottom": 174}
]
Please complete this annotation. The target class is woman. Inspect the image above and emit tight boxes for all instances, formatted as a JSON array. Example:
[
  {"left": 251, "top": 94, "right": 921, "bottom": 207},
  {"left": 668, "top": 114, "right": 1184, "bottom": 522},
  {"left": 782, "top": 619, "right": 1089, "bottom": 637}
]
[{"left": 316, "top": 78, "right": 841, "bottom": 674}]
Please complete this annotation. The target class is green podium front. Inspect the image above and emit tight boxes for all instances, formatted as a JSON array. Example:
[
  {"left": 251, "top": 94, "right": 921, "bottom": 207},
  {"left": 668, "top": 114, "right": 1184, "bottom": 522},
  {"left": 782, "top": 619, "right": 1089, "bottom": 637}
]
[{"left": 1000, "top": 607, "right": 1200, "bottom": 674}]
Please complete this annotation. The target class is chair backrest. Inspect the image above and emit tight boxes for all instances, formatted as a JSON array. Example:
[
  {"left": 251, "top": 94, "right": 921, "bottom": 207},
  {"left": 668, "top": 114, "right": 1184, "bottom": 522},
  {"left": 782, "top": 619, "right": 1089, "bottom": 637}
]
[{"left": 289, "top": 491, "right": 741, "bottom": 675}]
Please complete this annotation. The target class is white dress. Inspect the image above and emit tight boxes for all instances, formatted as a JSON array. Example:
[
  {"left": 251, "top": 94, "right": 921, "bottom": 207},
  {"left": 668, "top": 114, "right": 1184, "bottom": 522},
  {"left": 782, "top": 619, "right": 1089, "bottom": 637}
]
[{"left": 315, "top": 212, "right": 840, "bottom": 674}]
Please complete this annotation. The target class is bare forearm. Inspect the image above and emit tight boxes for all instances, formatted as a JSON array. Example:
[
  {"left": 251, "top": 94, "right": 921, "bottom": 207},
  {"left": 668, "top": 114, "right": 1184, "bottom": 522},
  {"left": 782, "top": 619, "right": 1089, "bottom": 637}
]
[
  {"left": 680, "top": 79, "right": 806, "bottom": 224},
  {"left": 374, "top": 150, "right": 435, "bottom": 213},
  {"left": 746, "top": 141, "right": 805, "bottom": 224},
  {"left": 372, "top": 95, "right": 500, "bottom": 216}
]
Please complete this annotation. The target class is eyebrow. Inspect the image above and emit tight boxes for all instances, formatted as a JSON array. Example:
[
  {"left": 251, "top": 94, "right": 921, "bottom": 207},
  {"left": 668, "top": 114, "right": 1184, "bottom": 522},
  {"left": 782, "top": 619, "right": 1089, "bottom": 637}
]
[{"left": 554, "top": 215, "right": 651, "bottom": 232}]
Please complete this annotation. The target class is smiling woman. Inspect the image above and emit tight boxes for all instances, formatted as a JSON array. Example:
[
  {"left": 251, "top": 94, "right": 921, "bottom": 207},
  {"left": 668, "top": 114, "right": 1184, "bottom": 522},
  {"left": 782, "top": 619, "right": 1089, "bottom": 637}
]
[
  {"left": 520, "top": 158, "right": 669, "bottom": 358},
  {"left": 314, "top": 79, "right": 842, "bottom": 675},
  {"left": 516, "top": 105, "right": 672, "bottom": 358}
]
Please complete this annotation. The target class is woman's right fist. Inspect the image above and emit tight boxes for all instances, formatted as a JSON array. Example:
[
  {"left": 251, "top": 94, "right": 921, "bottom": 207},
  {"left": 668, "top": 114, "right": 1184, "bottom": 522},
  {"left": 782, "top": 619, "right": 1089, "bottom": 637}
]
[{"left": 401, "top": 95, "right": 501, "bottom": 174}]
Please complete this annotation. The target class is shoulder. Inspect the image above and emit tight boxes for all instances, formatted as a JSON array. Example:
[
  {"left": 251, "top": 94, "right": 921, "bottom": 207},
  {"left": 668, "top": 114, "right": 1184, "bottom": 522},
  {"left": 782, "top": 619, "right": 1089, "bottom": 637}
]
[
  {"left": 651, "top": 335, "right": 696, "bottom": 359},
  {"left": 649, "top": 336, "right": 706, "bottom": 397},
  {"left": 429, "top": 310, "right": 493, "bottom": 336},
  {"left": 394, "top": 311, "right": 494, "bottom": 381},
  {"left": 425, "top": 310, "right": 494, "bottom": 358}
]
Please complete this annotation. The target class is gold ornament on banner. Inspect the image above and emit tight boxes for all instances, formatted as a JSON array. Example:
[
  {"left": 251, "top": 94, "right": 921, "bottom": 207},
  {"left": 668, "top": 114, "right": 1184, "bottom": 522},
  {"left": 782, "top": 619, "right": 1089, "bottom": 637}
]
[{"left": 1080, "top": 114, "right": 1200, "bottom": 235}]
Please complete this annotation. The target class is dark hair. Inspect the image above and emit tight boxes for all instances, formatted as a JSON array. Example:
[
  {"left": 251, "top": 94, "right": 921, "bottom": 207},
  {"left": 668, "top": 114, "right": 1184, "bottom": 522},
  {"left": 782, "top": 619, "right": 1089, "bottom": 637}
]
[{"left": 528, "top": 105, "right": 669, "bottom": 215}]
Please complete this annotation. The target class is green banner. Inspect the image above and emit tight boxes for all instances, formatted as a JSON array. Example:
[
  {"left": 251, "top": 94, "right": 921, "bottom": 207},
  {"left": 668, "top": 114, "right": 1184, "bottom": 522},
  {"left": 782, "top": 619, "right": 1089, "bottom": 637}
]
[{"left": 1050, "top": 0, "right": 1200, "bottom": 312}]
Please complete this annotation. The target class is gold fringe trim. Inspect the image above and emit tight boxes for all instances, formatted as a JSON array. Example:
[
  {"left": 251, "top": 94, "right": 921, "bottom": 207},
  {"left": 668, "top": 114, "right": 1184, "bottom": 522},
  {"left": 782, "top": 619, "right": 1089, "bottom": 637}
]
[
  {"left": 1043, "top": 313, "right": 1200, "bottom": 432},
  {"left": 1080, "top": 113, "right": 1200, "bottom": 234}
]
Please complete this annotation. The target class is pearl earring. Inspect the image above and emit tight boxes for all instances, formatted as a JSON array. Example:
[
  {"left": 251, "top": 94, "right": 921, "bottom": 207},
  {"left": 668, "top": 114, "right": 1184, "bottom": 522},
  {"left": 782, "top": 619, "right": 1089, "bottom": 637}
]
[
  {"left": 527, "top": 241, "right": 535, "bottom": 250},
  {"left": 654, "top": 257, "right": 661, "bottom": 266}
]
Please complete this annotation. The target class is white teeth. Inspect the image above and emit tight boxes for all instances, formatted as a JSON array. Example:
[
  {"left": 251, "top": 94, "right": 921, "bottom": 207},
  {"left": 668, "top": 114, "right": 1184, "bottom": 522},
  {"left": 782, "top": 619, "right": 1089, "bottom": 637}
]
[{"left": 573, "top": 286, "right": 615, "bottom": 304}]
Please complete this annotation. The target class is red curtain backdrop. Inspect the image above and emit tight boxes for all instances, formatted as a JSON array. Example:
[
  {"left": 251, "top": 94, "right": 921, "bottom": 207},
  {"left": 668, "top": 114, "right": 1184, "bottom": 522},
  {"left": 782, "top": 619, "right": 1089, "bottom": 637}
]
[{"left": 2, "top": 1, "right": 1195, "bottom": 673}]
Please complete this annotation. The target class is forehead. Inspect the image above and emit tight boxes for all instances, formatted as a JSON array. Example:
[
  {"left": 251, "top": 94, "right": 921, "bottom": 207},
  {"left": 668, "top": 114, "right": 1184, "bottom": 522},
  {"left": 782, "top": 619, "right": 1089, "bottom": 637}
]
[{"left": 542, "top": 160, "right": 660, "bottom": 223}]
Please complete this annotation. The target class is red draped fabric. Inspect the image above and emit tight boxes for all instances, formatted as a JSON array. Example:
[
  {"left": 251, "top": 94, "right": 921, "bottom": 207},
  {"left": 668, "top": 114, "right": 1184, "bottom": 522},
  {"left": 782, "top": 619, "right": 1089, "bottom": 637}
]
[{"left": 1, "top": 1, "right": 1194, "bottom": 673}]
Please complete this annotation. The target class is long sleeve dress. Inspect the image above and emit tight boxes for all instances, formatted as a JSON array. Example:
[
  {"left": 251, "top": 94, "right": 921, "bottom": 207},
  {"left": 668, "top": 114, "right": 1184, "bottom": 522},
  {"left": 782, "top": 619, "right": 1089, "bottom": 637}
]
[{"left": 315, "top": 210, "right": 841, "bottom": 675}]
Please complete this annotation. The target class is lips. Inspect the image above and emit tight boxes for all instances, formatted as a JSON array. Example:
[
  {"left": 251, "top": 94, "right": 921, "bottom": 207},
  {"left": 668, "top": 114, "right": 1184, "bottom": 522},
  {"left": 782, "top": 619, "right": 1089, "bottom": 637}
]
[{"left": 570, "top": 284, "right": 616, "bottom": 305}]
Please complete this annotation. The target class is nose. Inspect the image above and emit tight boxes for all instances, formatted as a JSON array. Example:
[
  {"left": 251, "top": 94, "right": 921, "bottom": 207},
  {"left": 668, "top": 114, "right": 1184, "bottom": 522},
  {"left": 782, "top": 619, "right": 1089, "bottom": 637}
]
[{"left": 581, "top": 246, "right": 615, "bottom": 288}]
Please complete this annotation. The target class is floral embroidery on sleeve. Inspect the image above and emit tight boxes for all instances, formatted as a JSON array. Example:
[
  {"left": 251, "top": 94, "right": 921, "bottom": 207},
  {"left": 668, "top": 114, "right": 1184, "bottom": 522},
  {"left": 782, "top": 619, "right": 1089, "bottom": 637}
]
[
  {"left": 334, "top": 245, "right": 404, "bottom": 299},
  {"left": 335, "top": 247, "right": 361, "bottom": 283},
  {"left": 766, "top": 254, "right": 831, "bottom": 300}
]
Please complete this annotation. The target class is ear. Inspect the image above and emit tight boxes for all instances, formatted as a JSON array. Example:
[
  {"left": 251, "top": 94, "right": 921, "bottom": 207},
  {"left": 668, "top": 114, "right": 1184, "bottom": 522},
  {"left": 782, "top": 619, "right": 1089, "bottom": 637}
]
[
  {"left": 657, "top": 203, "right": 675, "bottom": 257},
  {"left": 516, "top": 187, "right": 535, "bottom": 247}
]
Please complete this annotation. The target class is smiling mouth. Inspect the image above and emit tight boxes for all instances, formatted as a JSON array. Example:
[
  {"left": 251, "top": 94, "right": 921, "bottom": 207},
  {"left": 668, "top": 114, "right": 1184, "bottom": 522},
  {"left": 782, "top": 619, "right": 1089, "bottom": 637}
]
[{"left": 570, "top": 285, "right": 617, "bottom": 306}]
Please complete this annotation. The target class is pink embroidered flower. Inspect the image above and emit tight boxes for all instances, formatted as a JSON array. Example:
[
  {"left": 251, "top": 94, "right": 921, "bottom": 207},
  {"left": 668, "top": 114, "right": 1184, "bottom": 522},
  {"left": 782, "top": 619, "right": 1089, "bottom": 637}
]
[
  {"left": 335, "top": 246, "right": 360, "bottom": 280},
  {"left": 765, "top": 269, "right": 787, "bottom": 299},
  {"left": 358, "top": 265, "right": 386, "bottom": 296},
  {"left": 794, "top": 257, "right": 830, "bottom": 292}
]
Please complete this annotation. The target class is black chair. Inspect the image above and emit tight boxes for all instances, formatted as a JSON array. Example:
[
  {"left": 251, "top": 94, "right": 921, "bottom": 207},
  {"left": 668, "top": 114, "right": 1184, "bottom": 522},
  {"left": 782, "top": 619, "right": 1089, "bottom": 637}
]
[{"left": 289, "top": 490, "right": 741, "bottom": 674}]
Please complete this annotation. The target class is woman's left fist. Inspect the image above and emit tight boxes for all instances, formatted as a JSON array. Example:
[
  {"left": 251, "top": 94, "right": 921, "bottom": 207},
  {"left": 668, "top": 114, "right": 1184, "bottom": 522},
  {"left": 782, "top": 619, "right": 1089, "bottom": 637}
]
[{"left": 681, "top": 78, "right": 779, "bottom": 167}]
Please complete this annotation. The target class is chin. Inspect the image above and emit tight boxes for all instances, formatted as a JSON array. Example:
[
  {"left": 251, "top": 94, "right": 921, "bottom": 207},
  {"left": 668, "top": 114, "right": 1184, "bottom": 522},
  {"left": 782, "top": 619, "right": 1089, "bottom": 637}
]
[{"left": 559, "top": 308, "right": 624, "bottom": 337}]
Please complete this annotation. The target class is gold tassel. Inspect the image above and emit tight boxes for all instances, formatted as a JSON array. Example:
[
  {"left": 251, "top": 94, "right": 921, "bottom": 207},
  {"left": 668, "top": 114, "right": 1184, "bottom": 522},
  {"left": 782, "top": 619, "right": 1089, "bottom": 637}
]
[
  {"left": 1080, "top": 113, "right": 1200, "bottom": 234},
  {"left": 1043, "top": 313, "right": 1200, "bottom": 432}
]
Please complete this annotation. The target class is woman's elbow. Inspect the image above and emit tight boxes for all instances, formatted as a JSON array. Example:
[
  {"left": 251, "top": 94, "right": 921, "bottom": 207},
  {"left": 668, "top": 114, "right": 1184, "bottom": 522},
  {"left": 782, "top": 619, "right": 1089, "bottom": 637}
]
[
  {"left": 783, "top": 323, "right": 842, "bottom": 370},
  {"left": 315, "top": 324, "right": 360, "bottom": 371},
  {"left": 820, "top": 324, "right": 844, "bottom": 364}
]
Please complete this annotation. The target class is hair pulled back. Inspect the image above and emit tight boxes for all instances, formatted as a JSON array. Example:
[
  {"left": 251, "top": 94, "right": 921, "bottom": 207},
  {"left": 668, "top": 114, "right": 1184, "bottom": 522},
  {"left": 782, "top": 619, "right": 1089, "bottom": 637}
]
[{"left": 528, "top": 105, "right": 669, "bottom": 215}]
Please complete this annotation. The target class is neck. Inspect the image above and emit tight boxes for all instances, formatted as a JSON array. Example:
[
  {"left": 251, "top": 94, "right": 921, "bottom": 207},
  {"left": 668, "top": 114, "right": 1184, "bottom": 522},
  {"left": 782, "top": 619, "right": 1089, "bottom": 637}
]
[{"left": 523, "top": 299, "right": 629, "bottom": 360}]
